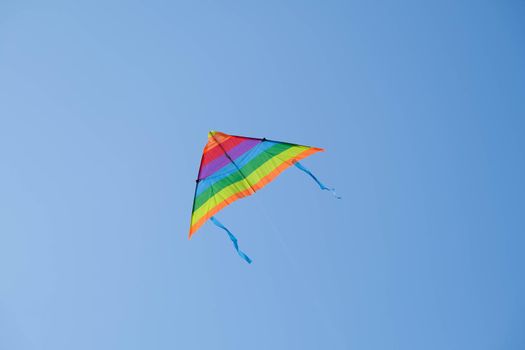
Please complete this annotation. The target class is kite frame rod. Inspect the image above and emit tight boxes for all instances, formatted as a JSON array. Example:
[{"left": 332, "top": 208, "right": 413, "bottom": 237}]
[
  {"left": 225, "top": 132, "right": 315, "bottom": 149},
  {"left": 210, "top": 132, "right": 257, "bottom": 194}
]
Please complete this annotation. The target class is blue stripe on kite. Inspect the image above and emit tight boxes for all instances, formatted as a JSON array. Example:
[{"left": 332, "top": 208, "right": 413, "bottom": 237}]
[{"left": 196, "top": 141, "right": 279, "bottom": 196}]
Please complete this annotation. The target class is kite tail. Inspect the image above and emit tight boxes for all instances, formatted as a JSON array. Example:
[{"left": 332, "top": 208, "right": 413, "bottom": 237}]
[
  {"left": 294, "top": 161, "right": 342, "bottom": 199},
  {"left": 210, "top": 216, "right": 252, "bottom": 264}
]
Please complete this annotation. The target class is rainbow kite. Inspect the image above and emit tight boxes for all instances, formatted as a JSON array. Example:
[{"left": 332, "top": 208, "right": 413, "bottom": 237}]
[{"left": 190, "top": 131, "right": 340, "bottom": 263}]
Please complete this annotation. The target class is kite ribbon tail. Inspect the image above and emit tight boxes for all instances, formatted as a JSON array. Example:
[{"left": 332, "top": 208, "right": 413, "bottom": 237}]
[
  {"left": 210, "top": 216, "right": 252, "bottom": 264},
  {"left": 294, "top": 161, "right": 342, "bottom": 199}
]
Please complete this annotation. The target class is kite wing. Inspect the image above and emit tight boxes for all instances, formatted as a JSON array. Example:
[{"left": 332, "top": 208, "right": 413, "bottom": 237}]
[{"left": 189, "top": 131, "right": 323, "bottom": 237}]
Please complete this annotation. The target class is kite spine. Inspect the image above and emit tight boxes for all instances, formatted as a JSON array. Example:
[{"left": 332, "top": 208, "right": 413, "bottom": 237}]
[{"left": 210, "top": 132, "right": 256, "bottom": 195}]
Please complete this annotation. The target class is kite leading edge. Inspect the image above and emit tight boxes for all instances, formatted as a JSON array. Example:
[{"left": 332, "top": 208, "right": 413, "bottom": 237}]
[{"left": 190, "top": 131, "right": 340, "bottom": 263}]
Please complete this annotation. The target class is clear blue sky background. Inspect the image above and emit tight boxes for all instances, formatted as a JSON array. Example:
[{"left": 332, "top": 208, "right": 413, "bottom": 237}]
[{"left": 1, "top": 1, "right": 524, "bottom": 349}]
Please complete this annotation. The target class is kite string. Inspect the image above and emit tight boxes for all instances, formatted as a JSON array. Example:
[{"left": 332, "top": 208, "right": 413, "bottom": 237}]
[
  {"left": 294, "top": 161, "right": 342, "bottom": 199},
  {"left": 210, "top": 216, "right": 252, "bottom": 264}
]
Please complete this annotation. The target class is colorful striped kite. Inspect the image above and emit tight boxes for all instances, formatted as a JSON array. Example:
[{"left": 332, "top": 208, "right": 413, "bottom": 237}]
[{"left": 190, "top": 131, "right": 340, "bottom": 263}]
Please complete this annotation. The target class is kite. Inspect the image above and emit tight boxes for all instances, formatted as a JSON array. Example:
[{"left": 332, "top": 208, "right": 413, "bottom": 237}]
[{"left": 190, "top": 131, "right": 340, "bottom": 263}]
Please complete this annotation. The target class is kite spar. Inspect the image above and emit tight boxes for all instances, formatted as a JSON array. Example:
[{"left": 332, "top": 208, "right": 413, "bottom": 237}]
[{"left": 190, "top": 131, "right": 340, "bottom": 263}]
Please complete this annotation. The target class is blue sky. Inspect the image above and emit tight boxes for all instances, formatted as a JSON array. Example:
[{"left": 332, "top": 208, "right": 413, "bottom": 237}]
[{"left": 1, "top": 1, "right": 524, "bottom": 349}]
